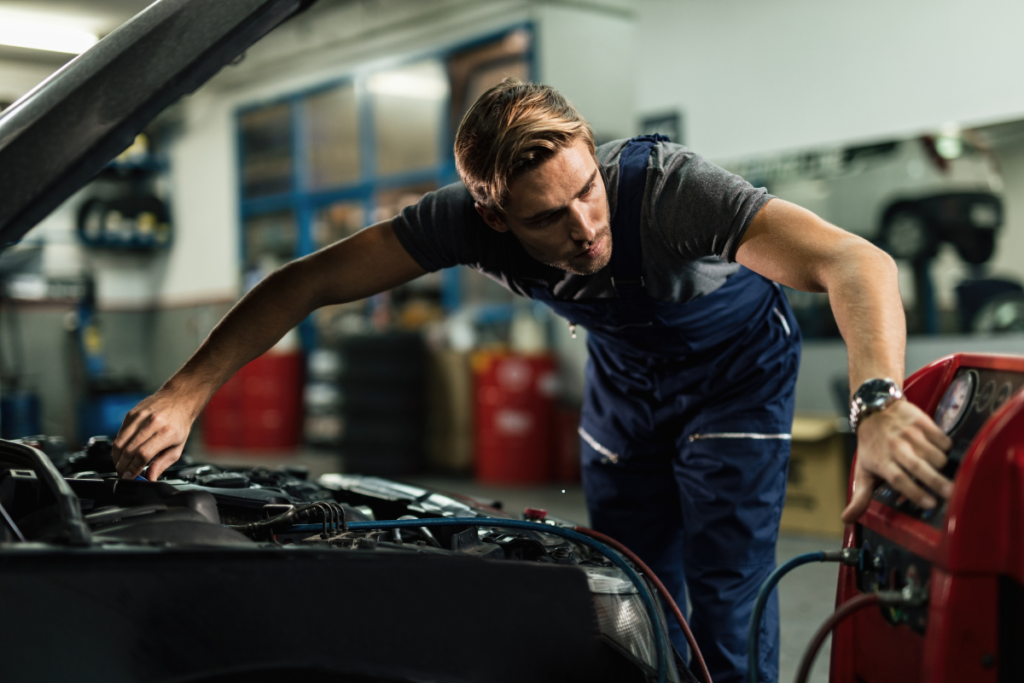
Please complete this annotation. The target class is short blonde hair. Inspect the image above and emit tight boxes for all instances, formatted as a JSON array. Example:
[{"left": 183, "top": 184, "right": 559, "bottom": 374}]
[{"left": 454, "top": 78, "right": 595, "bottom": 211}]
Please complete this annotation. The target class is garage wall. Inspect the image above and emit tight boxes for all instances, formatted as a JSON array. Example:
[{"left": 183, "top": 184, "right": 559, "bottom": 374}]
[
  {"left": 163, "top": 1, "right": 532, "bottom": 303},
  {"left": 163, "top": 0, "right": 635, "bottom": 305},
  {"left": 988, "top": 141, "right": 1024, "bottom": 282},
  {"left": 635, "top": 0, "right": 1024, "bottom": 160},
  {"left": 796, "top": 334, "right": 1024, "bottom": 416},
  {"left": 0, "top": 59, "right": 59, "bottom": 107},
  {"left": 534, "top": 2, "right": 636, "bottom": 143}
]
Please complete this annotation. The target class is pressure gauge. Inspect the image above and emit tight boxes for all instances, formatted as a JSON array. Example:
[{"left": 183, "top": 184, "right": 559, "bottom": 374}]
[{"left": 934, "top": 371, "right": 977, "bottom": 434}]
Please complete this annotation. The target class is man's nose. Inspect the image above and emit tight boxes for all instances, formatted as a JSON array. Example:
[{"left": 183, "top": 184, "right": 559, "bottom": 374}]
[{"left": 567, "top": 201, "right": 596, "bottom": 243}]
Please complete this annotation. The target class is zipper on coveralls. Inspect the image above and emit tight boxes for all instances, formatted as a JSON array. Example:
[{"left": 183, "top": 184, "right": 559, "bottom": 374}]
[
  {"left": 688, "top": 432, "right": 792, "bottom": 442},
  {"left": 568, "top": 321, "right": 577, "bottom": 339}
]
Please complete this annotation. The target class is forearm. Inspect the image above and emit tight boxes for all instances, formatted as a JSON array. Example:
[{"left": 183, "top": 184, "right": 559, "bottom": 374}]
[
  {"left": 162, "top": 259, "right": 320, "bottom": 416},
  {"left": 822, "top": 241, "right": 906, "bottom": 391}
]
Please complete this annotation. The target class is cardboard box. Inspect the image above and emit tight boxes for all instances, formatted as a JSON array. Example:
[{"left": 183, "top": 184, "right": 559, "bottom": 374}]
[
  {"left": 780, "top": 415, "right": 851, "bottom": 537},
  {"left": 424, "top": 348, "right": 474, "bottom": 473}
]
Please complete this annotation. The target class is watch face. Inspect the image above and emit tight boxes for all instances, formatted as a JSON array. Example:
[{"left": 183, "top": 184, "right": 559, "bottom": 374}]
[
  {"left": 857, "top": 378, "right": 898, "bottom": 410},
  {"left": 934, "top": 371, "right": 977, "bottom": 434}
]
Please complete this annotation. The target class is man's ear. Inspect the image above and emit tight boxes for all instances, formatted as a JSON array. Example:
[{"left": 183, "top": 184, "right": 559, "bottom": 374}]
[{"left": 475, "top": 202, "right": 509, "bottom": 233}]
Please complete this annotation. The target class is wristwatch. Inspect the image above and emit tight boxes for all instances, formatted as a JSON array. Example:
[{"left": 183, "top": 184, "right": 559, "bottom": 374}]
[{"left": 849, "top": 378, "right": 904, "bottom": 432}]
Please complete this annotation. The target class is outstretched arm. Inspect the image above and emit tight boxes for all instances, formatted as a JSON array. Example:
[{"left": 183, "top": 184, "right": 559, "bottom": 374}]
[
  {"left": 112, "top": 220, "right": 427, "bottom": 480},
  {"left": 735, "top": 198, "right": 953, "bottom": 522}
]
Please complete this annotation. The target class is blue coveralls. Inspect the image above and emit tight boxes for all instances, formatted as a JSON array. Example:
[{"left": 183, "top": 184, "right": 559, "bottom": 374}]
[{"left": 527, "top": 136, "right": 801, "bottom": 683}]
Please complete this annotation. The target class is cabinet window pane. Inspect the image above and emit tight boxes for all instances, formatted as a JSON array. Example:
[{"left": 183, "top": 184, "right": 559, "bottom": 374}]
[
  {"left": 314, "top": 201, "right": 366, "bottom": 248},
  {"left": 448, "top": 29, "right": 531, "bottom": 137},
  {"left": 306, "top": 85, "right": 360, "bottom": 190},
  {"left": 373, "top": 182, "right": 436, "bottom": 225},
  {"left": 369, "top": 61, "right": 448, "bottom": 175},
  {"left": 243, "top": 210, "right": 296, "bottom": 291},
  {"left": 241, "top": 103, "right": 292, "bottom": 198}
]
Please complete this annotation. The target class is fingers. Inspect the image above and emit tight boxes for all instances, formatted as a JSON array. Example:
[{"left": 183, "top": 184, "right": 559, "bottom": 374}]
[
  {"left": 120, "top": 453, "right": 150, "bottom": 479},
  {"left": 114, "top": 409, "right": 177, "bottom": 477},
  {"left": 907, "top": 430, "right": 949, "bottom": 471},
  {"left": 120, "top": 413, "right": 163, "bottom": 464},
  {"left": 882, "top": 460, "right": 936, "bottom": 509},
  {"left": 919, "top": 417, "right": 953, "bottom": 452},
  {"left": 147, "top": 446, "right": 184, "bottom": 481},
  {"left": 113, "top": 408, "right": 153, "bottom": 473},
  {"left": 842, "top": 469, "right": 875, "bottom": 523},
  {"left": 112, "top": 410, "right": 142, "bottom": 471},
  {"left": 119, "top": 434, "right": 165, "bottom": 479},
  {"left": 891, "top": 443, "right": 953, "bottom": 501}
]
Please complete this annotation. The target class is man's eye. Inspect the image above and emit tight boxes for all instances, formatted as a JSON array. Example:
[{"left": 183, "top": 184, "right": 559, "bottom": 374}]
[
  {"left": 581, "top": 182, "right": 595, "bottom": 196},
  {"left": 533, "top": 212, "right": 559, "bottom": 227}
]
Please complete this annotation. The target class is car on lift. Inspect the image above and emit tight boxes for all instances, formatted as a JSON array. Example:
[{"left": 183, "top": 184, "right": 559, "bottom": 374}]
[
  {"left": 0, "top": 1, "right": 690, "bottom": 682},
  {"left": 727, "top": 133, "right": 1004, "bottom": 265}
]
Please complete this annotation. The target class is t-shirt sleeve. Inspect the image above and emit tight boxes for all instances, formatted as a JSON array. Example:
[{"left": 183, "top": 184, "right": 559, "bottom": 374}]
[
  {"left": 391, "top": 182, "right": 482, "bottom": 272},
  {"left": 648, "top": 147, "right": 773, "bottom": 263}
]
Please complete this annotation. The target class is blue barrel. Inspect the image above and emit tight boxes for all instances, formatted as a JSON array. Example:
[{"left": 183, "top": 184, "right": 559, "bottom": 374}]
[{"left": 1, "top": 391, "right": 41, "bottom": 439}]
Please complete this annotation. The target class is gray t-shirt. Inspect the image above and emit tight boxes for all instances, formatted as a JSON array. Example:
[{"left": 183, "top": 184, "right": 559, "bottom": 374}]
[{"left": 392, "top": 139, "right": 773, "bottom": 302}]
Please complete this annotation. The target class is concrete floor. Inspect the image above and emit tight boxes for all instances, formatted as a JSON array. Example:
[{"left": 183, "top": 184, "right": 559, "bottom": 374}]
[{"left": 195, "top": 449, "right": 838, "bottom": 683}]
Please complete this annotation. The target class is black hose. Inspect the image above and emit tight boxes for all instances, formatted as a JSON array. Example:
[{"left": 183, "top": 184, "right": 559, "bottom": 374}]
[
  {"left": 794, "top": 591, "right": 906, "bottom": 683},
  {"left": 749, "top": 548, "right": 861, "bottom": 682}
]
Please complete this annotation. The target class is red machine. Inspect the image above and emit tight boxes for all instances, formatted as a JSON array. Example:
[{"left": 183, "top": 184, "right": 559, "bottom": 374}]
[{"left": 831, "top": 353, "right": 1024, "bottom": 682}]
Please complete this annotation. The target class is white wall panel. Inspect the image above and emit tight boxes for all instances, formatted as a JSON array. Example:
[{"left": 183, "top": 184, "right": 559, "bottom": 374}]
[
  {"left": 535, "top": 4, "right": 636, "bottom": 142},
  {"left": 635, "top": 0, "right": 1024, "bottom": 159},
  {"left": 0, "top": 59, "right": 59, "bottom": 105}
]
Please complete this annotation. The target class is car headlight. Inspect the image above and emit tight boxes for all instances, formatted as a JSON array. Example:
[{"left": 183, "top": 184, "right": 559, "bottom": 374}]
[{"left": 585, "top": 566, "right": 674, "bottom": 679}]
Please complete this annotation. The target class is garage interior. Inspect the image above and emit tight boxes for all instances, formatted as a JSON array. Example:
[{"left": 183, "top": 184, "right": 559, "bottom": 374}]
[{"left": 2, "top": 2, "right": 1024, "bottom": 682}]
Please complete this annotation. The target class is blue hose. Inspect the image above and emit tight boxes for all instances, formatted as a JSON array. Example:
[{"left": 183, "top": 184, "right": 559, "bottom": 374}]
[
  {"left": 281, "top": 517, "right": 670, "bottom": 683},
  {"left": 747, "top": 551, "right": 826, "bottom": 683}
]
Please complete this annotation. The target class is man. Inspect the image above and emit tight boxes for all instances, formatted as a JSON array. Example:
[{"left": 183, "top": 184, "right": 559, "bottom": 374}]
[{"left": 113, "top": 79, "right": 953, "bottom": 682}]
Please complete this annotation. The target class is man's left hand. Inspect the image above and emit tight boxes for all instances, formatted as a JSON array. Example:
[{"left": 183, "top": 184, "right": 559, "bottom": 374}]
[{"left": 842, "top": 400, "right": 953, "bottom": 523}]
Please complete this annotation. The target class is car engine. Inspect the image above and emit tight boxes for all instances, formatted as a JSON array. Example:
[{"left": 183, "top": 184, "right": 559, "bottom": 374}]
[{"left": 0, "top": 435, "right": 694, "bottom": 683}]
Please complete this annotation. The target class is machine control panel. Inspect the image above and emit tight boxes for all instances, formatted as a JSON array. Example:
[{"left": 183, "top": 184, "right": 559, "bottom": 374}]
[
  {"left": 857, "top": 527, "right": 931, "bottom": 634},
  {"left": 872, "top": 367, "right": 1024, "bottom": 526}
]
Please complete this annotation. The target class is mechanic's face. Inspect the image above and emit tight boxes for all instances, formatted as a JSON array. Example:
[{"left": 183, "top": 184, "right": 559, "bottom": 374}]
[{"left": 476, "top": 138, "right": 611, "bottom": 276}]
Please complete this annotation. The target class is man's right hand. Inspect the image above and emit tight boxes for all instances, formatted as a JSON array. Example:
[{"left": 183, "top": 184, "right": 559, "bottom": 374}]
[{"left": 113, "top": 388, "right": 199, "bottom": 481}]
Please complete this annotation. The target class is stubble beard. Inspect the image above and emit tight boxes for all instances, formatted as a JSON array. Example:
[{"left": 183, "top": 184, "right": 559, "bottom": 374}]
[{"left": 524, "top": 228, "right": 613, "bottom": 276}]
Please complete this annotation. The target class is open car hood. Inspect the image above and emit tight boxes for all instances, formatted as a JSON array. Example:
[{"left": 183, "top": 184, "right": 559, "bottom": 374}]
[{"left": 0, "top": 0, "right": 318, "bottom": 248}]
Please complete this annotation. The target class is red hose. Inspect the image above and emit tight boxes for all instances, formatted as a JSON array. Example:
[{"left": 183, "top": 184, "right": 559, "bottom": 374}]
[
  {"left": 795, "top": 593, "right": 881, "bottom": 683},
  {"left": 574, "top": 525, "right": 713, "bottom": 683}
]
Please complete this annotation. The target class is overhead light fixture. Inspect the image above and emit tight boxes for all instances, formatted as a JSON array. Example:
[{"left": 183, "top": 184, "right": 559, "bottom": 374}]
[
  {"left": 0, "top": 17, "right": 99, "bottom": 55},
  {"left": 935, "top": 121, "right": 963, "bottom": 160},
  {"left": 367, "top": 65, "right": 449, "bottom": 100}
]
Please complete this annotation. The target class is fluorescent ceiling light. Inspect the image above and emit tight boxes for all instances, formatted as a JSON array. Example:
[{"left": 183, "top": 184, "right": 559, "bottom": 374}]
[
  {"left": 0, "top": 17, "right": 99, "bottom": 54},
  {"left": 368, "top": 68, "right": 448, "bottom": 100}
]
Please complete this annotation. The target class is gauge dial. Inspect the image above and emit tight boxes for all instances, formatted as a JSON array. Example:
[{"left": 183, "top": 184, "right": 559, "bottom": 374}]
[
  {"left": 975, "top": 380, "right": 995, "bottom": 413},
  {"left": 934, "top": 371, "right": 977, "bottom": 434},
  {"left": 994, "top": 382, "right": 1014, "bottom": 412}
]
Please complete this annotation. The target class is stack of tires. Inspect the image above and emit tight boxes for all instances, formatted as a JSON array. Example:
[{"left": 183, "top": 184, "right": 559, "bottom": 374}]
[{"left": 334, "top": 331, "right": 426, "bottom": 476}]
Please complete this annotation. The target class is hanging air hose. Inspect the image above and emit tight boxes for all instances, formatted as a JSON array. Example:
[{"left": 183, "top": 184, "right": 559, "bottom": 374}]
[
  {"left": 748, "top": 548, "right": 861, "bottom": 683},
  {"left": 574, "top": 525, "right": 713, "bottom": 683},
  {"left": 279, "top": 517, "right": 672, "bottom": 683}
]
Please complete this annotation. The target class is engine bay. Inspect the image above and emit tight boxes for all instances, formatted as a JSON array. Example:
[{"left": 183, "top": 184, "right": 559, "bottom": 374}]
[
  {"left": 0, "top": 435, "right": 691, "bottom": 683},
  {"left": 3, "top": 435, "right": 590, "bottom": 560}
]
